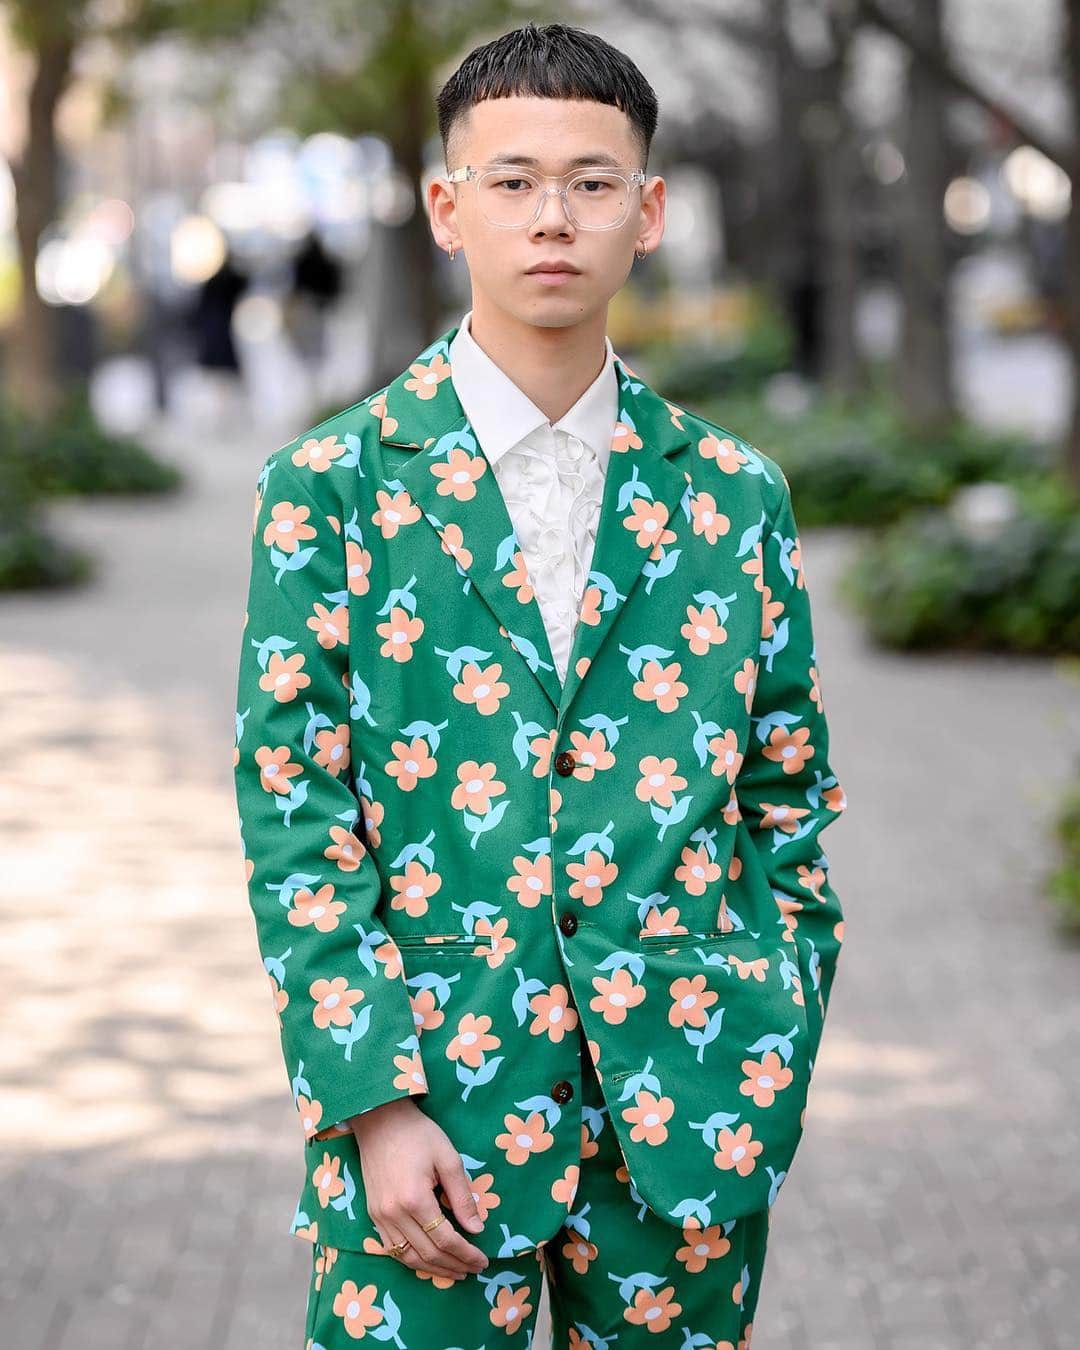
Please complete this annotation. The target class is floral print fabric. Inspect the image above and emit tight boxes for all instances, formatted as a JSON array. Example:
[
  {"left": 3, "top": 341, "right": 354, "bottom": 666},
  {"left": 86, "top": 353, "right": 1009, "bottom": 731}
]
[{"left": 231, "top": 323, "right": 848, "bottom": 1261}]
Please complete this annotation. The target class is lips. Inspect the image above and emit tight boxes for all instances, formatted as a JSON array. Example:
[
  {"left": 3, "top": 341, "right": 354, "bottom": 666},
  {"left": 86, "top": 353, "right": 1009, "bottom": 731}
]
[{"left": 526, "top": 263, "right": 581, "bottom": 274}]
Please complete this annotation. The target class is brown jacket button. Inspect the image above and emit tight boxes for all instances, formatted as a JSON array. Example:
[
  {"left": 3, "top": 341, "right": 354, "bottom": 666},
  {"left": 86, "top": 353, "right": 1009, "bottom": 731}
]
[
  {"left": 554, "top": 751, "right": 576, "bottom": 776},
  {"left": 552, "top": 1080, "right": 574, "bottom": 1103},
  {"left": 558, "top": 912, "right": 578, "bottom": 936}
]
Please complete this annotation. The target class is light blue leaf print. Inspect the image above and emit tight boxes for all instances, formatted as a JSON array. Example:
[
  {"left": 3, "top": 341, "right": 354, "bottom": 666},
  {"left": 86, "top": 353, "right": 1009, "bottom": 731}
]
[
  {"left": 430, "top": 422, "right": 477, "bottom": 458},
  {"left": 613, "top": 1057, "right": 662, "bottom": 1102},
  {"left": 738, "top": 444, "right": 778, "bottom": 482},
  {"left": 572, "top": 1325, "right": 615, "bottom": 1350},
  {"left": 389, "top": 829, "right": 437, "bottom": 871},
  {"left": 750, "top": 707, "right": 800, "bottom": 746},
  {"left": 265, "top": 950, "right": 291, "bottom": 984},
  {"left": 668, "top": 1192, "right": 720, "bottom": 1230},
  {"left": 482, "top": 1266, "right": 531, "bottom": 1300},
  {"left": 642, "top": 546, "right": 681, "bottom": 592},
  {"left": 234, "top": 707, "right": 249, "bottom": 742},
  {"left": 436, "top": 644, "right": 497, "bottom": 680},
  {"left": 376, "top": 577, "right": 421, "bottom": 617},
  {"left": 594, "top": 949, "right": 646, "bottom": 981},
  {"left": 511, "top": 715, "right": 549, "bottom": 768},
  {"left": 494, "top": 531, "right": 523, "bottom": 571},
  {"left": 405, "top": 970, "right": 462, "bottom": 1005},
  {"left": 463, "top": 797, "right": 511, "bottom": 847},
  {"left": 582, "top": 1103, "right": 607, "bottom": 1138},
  {"left": 341, "top": 432, "right": 365, "bottom": 475},
  {"left": 687, "top": 1108, "right": 743, "bottom": 1150},
  {"left": 620, "top": 642, "right": 676, "bottom": 678},
  {"left": 564, "top": 1207, "right": 593, "bottom": 1241},
  {"left": 347, "top": 670, "right": 377, "bottom": 726},
  {"left": 735, "top": 513, "right": 767, "bottom": 559},
  {"left": 329, "top": 1004, "right": 372, "bottom": 1058},
  {"left": 273, "top": 872, "right": 322, "bottom": 906},
  {"left": 565, "top": 821, "right": 615, "bottom": 858},
  {"left": 269, "top": 544, "right": 318, "bottom": 584},
  {"left": 692, "top": 587, "right": 739, "bottom": 621},
  {"left": 459, "top": 901, "right": 503, "bottom": 934},
  {"left": 583, "top": 569, "right": 625, "bottom": 613},
  {"left": 649, "top": 792, "right": 692, "bottom": 842},
  {"left": 302, "top": 703, "right": 336, "bottom": 756},
  {"left": 329, "top": 1158, "right": 357, "bottom": 1221},
  {"left": 291, "top": 1059, "right": 313, "bottom": 1104},
  {"left": 342, "top": 505, "right": 365, "bottom": 543},
  {"left": 352, "top": 924, "right": 391, "bottom": 977},
  {"left": 690, "top": 713, "right": 728, "bottom": 767},
  {"left": 765, "top": 1165, "right": 788, "bottom": 1206},
  {"left": 748, "top": 1025, "right": 800, "bottom": 1062},
  {"left": 684, "top": 1007, "right": 725, "bottom": 1061},
  {"left": 289, "top": 1200, "right": 314, "bottom": 1234},
  {"left": 511, "top": 970, "right": 549, "bottom": 1026},
  {"left": 758, "top": 614, "right": 791, "bottom": 671},
  {"left": 514, "top": 1093, "right": 562, "bottom": 1129},
  {"left": 609, "top": 1269, "right": 667, "bottom": 1302},
  {"left": 275, "top": 777, "right": 308, "bottom": 827},
  {"left": 399, "top": 717, "right": 449, "bottom": 753},
  {"left": 459, "top": 1152, "right": 486, "bottom": 1172},
  {"left": 577, "top": 710, "right": 629, "bottom": 746},
  {"left": 772, "top": 529, "right": 798, "bottom": 585},
  {"left": 457, "top": 1054, "right": 504, "bottom": 1100},
  {"left": 369, "top": 1289, "right": 404, "bottom": 1346},
  {"left": 251, "top": 632, "right": 298, "bottom": 672},
  {"left": 503, "top": 628, "right": 554, "bottom": 675},
  {"left": 685, "top": 1334, "right": 719, "bottom": 1349},
  {"left": 616, "top": 465, "right": 652, "bottom": 511}
]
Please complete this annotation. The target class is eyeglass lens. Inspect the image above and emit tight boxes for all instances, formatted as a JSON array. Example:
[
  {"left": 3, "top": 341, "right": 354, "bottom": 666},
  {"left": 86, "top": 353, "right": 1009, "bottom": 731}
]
[{"left": 475, "top": 170, "right": 633, "bottom": 228}]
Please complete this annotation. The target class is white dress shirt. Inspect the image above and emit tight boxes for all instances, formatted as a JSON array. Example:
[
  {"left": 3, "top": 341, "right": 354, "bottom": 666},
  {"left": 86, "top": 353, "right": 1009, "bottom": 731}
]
[{"left": 446, "top": 308, "right": 619, "bottom": 687}]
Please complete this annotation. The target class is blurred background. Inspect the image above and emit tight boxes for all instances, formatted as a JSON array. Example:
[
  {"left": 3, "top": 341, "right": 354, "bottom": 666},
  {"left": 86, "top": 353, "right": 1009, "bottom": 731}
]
[{"left": 1, "top": 1, "right": 1078, "bottom": 1346}]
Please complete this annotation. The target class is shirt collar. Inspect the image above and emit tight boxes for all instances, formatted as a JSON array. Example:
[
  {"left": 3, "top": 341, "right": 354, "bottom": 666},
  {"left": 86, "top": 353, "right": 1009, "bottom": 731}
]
[{"left": 447, "top": 308, "right": 618, "bottom": 470}]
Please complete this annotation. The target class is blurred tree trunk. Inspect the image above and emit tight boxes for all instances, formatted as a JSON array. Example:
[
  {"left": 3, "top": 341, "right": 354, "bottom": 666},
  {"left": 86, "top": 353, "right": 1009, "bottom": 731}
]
[
  {"left": 7, "top": 35, "right": 73, "bottom": 417},
  {"left": 1064, "top": 0, "right": 1080, "bottom": 490},
  {"left": 894, "top": 0, "right": 955, "bottom": 425}
]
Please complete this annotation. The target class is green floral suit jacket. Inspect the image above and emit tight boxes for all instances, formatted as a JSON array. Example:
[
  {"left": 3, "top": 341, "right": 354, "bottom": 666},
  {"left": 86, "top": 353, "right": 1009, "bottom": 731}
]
[{"left": 232, "top": 323, "right": 848, "bottom": 1260}]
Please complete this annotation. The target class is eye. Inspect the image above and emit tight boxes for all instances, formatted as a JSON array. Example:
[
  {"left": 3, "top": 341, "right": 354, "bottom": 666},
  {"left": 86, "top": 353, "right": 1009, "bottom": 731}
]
[{"left": 494, "top": 177, "right": 533, "bottom": 192}]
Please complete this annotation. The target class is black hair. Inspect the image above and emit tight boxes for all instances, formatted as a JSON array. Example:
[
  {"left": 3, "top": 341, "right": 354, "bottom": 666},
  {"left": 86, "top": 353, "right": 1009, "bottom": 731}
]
[{"left": 436, "top": 22, "right": 659, "bottom": 171}]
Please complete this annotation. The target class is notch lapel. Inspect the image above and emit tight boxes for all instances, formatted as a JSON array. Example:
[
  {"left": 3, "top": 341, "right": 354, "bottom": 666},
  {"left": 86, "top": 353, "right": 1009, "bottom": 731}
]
[{"left": 377, "top": 327, "right": 694, "bottom": 725}]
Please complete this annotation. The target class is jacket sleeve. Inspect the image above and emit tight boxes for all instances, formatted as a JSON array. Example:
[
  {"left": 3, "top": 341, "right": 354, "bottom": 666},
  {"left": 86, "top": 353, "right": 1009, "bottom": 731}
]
[
  {"left": 233, "top": 450, "right": 428, "bottom": 1142},
  {"left": 733, "top": 471, "right": 848, "bottom": 1073}
]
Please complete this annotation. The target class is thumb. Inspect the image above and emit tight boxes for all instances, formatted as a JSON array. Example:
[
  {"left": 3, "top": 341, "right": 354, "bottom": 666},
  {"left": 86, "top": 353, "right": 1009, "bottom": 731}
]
[{"left": 434, "top": 1146, "right": 485, "bottom": 1234}]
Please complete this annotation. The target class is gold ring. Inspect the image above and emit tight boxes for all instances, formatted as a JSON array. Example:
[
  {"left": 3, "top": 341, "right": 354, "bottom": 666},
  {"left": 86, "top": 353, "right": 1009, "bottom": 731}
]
[
  {"left": 421, "top": 1214, "right": 446, "bottom": 1233},
  {"left": 387, "top": 1239, "right": 411, "bottom": 1258}
]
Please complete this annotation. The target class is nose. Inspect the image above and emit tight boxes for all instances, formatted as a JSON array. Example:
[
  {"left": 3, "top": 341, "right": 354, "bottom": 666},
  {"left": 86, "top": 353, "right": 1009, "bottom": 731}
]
[{"left": 530, "top": 187, "right": 574, "bottom": 234}]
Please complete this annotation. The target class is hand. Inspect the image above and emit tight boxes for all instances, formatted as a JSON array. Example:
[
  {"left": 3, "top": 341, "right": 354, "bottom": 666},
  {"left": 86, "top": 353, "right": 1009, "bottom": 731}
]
[{"left": 350, "top": 1096, "right": 490, "bottom": 1279}]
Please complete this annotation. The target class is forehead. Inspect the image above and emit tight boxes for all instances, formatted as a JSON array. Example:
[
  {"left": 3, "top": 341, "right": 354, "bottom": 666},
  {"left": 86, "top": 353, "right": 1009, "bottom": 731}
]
[{"left": 456, "top": 96, "right": 638, "bottom": 169}]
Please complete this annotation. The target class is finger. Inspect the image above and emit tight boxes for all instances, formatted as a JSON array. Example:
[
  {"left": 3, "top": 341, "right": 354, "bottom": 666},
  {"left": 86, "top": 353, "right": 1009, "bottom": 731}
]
[
  {"left": 434, "top": 1147, "right": 487, "bottom": 1242},
  {"left": 396, "top": 1203, "right": 484, "bottom": 1278}
]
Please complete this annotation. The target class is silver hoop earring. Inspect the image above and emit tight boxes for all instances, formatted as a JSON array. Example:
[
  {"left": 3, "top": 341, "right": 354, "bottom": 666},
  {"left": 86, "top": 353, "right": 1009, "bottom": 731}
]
[{"left": 448, "top": 242, "right": 456, "bottom": 261}]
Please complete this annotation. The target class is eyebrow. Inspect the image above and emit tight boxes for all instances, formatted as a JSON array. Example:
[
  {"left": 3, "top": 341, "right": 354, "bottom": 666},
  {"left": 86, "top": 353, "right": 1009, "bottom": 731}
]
[{"left": 484, "top": 151, "right": 625, "bottom": 170}]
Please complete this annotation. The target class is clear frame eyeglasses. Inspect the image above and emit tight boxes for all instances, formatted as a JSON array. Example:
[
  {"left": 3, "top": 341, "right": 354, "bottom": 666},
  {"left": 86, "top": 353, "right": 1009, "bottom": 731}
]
[{"left": 446, "top": 163, "right": 647, "bottom": 230}]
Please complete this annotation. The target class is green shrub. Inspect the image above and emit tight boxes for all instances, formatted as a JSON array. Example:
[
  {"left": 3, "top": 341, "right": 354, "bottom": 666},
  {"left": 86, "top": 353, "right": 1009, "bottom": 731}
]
[{"left": 1048, "top": 768, "right": 1080, "bottom": 931}]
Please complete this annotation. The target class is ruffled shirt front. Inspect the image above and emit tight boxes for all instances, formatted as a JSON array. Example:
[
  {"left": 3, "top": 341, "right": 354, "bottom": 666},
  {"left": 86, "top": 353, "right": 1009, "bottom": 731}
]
[{"left": 445, "top": 309, "right": 619, "bottom": 686}]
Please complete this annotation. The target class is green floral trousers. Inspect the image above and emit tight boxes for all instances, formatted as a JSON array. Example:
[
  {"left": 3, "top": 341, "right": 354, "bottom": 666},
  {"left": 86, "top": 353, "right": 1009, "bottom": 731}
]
[{"left": 302, "top": 1026, "right": 770, "bottom": 1348}]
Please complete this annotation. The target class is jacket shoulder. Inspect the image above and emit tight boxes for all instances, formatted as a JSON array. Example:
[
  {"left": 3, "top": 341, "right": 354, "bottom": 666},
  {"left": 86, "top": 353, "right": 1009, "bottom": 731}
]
[{"left": 670, "top": 401, "right": 790, "bottom": 519}]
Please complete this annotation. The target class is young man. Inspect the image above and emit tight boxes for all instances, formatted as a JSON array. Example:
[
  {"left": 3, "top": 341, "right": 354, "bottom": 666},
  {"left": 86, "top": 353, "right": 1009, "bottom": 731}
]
[{"left": 232, "top": 21, "right": 848, "bottom": 1349}]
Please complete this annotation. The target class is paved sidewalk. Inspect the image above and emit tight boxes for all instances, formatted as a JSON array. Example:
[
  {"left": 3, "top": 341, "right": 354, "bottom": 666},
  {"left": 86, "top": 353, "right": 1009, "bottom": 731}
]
[{"left": 1, "top": 405, "right": 1078, "bottom": 1348}]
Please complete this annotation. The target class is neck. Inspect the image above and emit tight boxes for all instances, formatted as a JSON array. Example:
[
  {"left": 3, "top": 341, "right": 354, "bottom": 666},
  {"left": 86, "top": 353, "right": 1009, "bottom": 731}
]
[{"left": 466, "top": 300, "right": 609, "bottom": 424}]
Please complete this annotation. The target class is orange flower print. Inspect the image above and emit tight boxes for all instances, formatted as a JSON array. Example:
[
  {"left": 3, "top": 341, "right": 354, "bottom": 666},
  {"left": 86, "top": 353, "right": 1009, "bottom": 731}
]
[
  {"left": 345, "top": 541, "right": 372, "bottom": 595},
  {"left": 759, "top": 801, "right": 811, "bottom": 835},
  {"left": 387, "top": 737, "right": 437, "bottom": 791},
  {"left": 796, "top": 862, "right": 827, "bottom": 901},
  {"left": 269, "top": 972, "right": 288, "bottom": 1017},
  {"left": 566, "top": 727, "right": 615, "bottom": 779},
  {"left": 324, "top": 823, "right": 366, "bottom": 871},
  {"left": 551, "top": 1164, "right": 580, "bottom": 1206},
  {"left": 708, "top": 729, "right": 743, "bottom": 785},
  {"left": 681, "top": 603, "right": 728, "bottom": 654},
  {"left": 489, "top": 1282, "right": 533, "bottom": 1332},
  {"left": 451, "top": 759, "right": 506, "bottom": 814},
  {"left": 454, "top": 661, "right": 510, "bottom": 714},
  {"left": 740, "top": 1050, "right": 794, "bottom": 1107},
  {"left": 388, "top": 859, "right": 441, "bottom": 917},
  {"left": 308, "top": 601, "right": 348, "bottom": 650},
  {"left": 312, "top": 1152, "right": 346, "bottom": 1208},
  {"left": 255, "top": 744, "right": 302, "bottom": 795},
  {"left": 676, "top": 1223, "right": 732, "bottom": 1273},
  {"left": 590, "top": 968, "right": 647, "bottom": 1025},
  {"left": 502, "top": 550, "right": 536, "bottom": 603},
  {"left": 296, "top": 1092, "right": 323, "bottom": 1140},
  {"left": 729, "top": 953, "right": 770, "bottom": 982},
  {"left": 359, "top": 794, "right": 383, "bottom": 846},
  {"left": 689, "top": 491, "right": 731, "bottom": 544},
  {"left": 762, "top": 725, "right": 815, "bottom": 774},
  {"left": 622, "top": 1089, "right": 674, "bottom": 1145},
  {"left": 698, "top": 431, "right": 749, "bottom": 474},
  {"left": 447, "top": 1012, "right": 501, "bottom": 1067},
  {"left": 410, "top": 985, "right": 444, "bottom": 1033},
  {"left": 636, "top": 754, "right": 686, "bottom": 806},
  {"left": 529, "top": 984, "right": 580, "bottom": 1041},
  {"left": 310, "top": 976, "right": 364, "bottom": 1028},
  {"left": 331, "top": 1279, "right": 384, "bottom": 1336},
  {"left": 611, "top": 420, "right": 644, "bottom": 454},
  {"left": 733, "top": 658, "right": 758, "bottom": 713},
  {"left": 438, "top": 520, "right": 473, "bottom": 571},
  {"left": 529, "top": 729, "right": 557, "bottom": 779},
  {"left": 507, "top": 854, "right": 552, "bottom": 908},
  {"left": 578, "top": 584, "right": 603, "bottom": 628},
  {"left": 372, "top": 487, "right": 421, "bottom": 538},
  {"left": 675, "top": 841, "right": 722, "bottom": 896},
  {"left": 259, "top": 650, "right": 309, "bottom": 702},
  {"left": 440, "top": 1170, "right": 501, "bottom": 1224},
  {"left": 566, "top": 848, "right": 618, "bottom": 906},
  {"left": 393, "top": 1048, "right": 428, "bottom": 1096},
  {"left": 376, "top": 604, "right": 424, "bottom": 662},
  {"left": 288, "top": 883, "right": 346, "bottom": 933},
  {"left": 496, "top": 1111, "right": 554, "bottom": 1164},
  {"left": 623, "top": 497, "right": 677, "bottom": 556},
  {"left": 667, "top": 974, "right": 718, "bottom": 1029},
  {"left": 313, "top": 722, "right": 350, "bottom": 778},
  {"left": 633, "top": 659, "right": 687, "bottom": 713},
  {"left": 474, "top": 914, "right": 516, "bottom": 964},
  {"left": 431, "top": 445, "right": 487, "bottom": 501},
  {"left": 403, "top": 352, "right": 452, "bottom": 399},
  {"left": 292, "top": 434, "right": 346, "bottom": 473},
  {"left": 262, "top": 500, "right": 316, "bottom": 553},
  {"left": 370, "top": 389, "right": 397, "bottom": 437},
  {"left": 713, "top": 1122, "right": 762, "bottom": 1176},
  {"left": 639, "top": 906, "right": 687, "bottom": 939},
  {"left": 624, "top": 1284, "right": 682, "bottom": 1332},
  {"left": 561, "top": 1230, "right": 597, "bottom": 1274}
]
